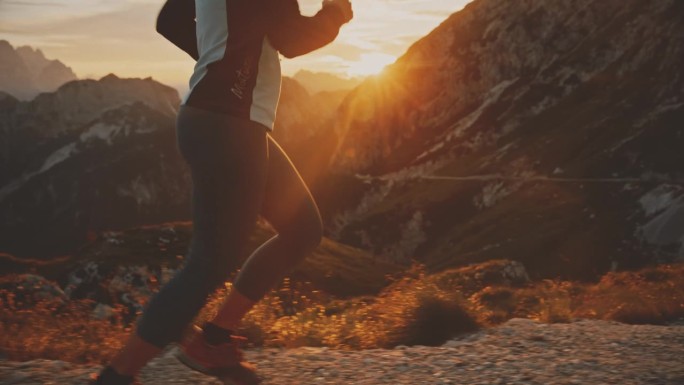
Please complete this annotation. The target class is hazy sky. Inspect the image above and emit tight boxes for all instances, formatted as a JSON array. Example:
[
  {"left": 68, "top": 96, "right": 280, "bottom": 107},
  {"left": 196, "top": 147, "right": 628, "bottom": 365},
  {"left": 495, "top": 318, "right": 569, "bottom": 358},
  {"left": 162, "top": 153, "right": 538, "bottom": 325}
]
[{"left": 0, "top": 0, "right": 471, "bottom": 92}]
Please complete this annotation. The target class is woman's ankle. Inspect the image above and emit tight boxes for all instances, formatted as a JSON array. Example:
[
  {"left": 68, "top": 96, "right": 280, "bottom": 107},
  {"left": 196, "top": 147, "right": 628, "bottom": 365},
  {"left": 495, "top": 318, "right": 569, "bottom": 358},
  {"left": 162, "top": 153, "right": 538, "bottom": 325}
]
[
  {"left": 108, "top": 332, "right": 163, "bottom": 376},
  {"left": 210, "top": 287, "right": 257, "bottom": 331}
]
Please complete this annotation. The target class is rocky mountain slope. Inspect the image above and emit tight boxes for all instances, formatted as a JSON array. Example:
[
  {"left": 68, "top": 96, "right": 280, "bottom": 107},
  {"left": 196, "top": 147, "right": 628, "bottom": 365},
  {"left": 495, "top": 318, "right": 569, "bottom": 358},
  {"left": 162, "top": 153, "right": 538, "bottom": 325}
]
[
  {"left": 311, "top": 0, "right": 684, "bottom": 279},
  {"left": 2, "top": 318, "right": 683, "bottom": 384},
  {"left": 0, "top": 74, "right": 188, "bottom": 258},
  {"left": 0, "top": 70, "right": 348, "bottom": 259},
  {"left": 0, "top": 40, "right": 77, "bottom": 100}
]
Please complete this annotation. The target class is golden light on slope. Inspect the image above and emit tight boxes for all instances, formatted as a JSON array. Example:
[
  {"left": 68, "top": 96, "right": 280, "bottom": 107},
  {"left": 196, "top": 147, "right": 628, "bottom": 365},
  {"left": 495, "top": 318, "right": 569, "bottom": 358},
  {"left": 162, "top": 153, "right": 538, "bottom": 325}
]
[{"left": 346, "top": 53, "right": 397, "bottom": 77}]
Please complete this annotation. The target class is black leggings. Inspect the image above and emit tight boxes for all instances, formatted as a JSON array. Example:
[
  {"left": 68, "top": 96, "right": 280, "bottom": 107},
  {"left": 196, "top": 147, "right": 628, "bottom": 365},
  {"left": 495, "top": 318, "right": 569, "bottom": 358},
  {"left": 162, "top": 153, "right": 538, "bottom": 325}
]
[{"left": 135, "top": 104, "right": 323, "bottom": 348}]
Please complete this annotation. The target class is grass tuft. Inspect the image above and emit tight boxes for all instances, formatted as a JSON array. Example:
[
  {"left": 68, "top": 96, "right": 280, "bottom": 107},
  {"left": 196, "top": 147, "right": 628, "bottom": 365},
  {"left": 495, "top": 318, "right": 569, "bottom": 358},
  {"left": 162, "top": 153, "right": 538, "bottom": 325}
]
[{"left": 399, "top": 293, "right": 479, "bottom": 346}]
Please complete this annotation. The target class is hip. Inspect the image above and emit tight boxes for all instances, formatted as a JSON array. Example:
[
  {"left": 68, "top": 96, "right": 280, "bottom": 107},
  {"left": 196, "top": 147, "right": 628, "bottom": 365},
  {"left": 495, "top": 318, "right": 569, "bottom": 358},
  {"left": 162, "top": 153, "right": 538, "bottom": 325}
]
[{"left": 175, "top": 104, "right": 269, "bottom": 169}]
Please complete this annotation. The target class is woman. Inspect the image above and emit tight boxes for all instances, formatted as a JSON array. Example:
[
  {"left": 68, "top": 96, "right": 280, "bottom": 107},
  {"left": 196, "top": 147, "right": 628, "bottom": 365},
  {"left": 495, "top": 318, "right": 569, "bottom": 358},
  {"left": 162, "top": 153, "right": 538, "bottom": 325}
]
[{"left": 91, "top": 0, "right": 353, "bottom": 384}]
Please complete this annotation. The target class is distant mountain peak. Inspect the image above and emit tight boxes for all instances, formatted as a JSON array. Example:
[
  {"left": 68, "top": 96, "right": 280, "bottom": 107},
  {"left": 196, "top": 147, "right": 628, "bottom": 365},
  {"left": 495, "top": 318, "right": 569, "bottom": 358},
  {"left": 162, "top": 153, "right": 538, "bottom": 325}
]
[
  {"left": 292, "top": 70, "right": 363, "bottom": 94},
  {"left": 100, "top": 73, "right": 120, "bottom": 81},
  {"left": 0, "top": 41, "right": 77, "bottom": 100},
  {"left": 16, "top": 45, "right": 47, "bottom": 59}
]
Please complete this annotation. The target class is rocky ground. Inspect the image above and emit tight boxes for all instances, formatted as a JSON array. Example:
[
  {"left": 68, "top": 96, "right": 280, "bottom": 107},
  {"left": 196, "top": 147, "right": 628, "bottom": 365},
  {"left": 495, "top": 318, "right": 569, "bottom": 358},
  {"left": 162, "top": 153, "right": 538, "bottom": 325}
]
[{"left": 1, "top": 318, "right": 683, "bottom": 385}]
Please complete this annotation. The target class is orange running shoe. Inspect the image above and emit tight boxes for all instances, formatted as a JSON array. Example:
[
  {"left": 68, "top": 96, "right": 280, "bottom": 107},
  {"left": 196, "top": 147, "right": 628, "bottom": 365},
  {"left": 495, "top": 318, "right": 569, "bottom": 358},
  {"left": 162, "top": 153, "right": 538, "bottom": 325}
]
[{"left": 175, "top": 325, "right": 262, "bottom": 385}]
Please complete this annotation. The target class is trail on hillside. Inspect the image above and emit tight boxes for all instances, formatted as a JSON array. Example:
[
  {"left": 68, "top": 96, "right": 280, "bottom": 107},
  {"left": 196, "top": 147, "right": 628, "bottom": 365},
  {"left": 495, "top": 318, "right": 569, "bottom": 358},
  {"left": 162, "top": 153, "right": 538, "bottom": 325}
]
[
  {"left": 357, "top": 173, "right": 684, "bottom": 185},
  {"left": 421, "top": 175, "right": 668, "bottom": 184},
  {"left": 2, "top": 318, "right": 683, "bottom": 385}
]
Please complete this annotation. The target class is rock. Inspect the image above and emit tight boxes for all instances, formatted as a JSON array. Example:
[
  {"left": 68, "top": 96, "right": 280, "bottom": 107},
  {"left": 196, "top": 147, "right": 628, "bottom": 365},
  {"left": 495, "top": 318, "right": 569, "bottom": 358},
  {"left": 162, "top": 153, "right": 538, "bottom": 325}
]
[
  {"left": 91, "top": 303, "right": 116, "bottom": 320},
  {"left": 501, "top": 261, "right": 531, "bottom": 284},
  {"left": 0, "top": 274, "right": 67, "bottom": 307}
]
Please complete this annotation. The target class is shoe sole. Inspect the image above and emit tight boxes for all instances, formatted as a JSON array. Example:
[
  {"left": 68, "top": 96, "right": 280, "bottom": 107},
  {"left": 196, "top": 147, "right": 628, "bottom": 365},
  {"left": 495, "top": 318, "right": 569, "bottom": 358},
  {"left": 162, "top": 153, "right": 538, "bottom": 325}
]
[{"left": 174, "top": 348, "right": 258, "bottom": 385}]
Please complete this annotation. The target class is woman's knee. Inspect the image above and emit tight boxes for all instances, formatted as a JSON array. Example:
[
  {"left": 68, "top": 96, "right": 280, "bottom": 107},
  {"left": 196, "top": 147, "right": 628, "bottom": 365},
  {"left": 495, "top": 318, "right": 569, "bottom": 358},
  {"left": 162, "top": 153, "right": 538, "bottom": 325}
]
[
  {"left": 280, "top": 207, "right": 323, "bottom": 254},
  {"left": 182, "top": 251, "right": 233, "bottom": 292}
]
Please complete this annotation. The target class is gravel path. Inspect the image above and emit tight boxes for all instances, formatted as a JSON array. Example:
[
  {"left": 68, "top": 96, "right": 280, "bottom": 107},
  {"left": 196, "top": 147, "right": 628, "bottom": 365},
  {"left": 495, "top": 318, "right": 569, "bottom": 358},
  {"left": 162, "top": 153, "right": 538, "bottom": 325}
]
[{"left": 2, "top": 318, "right": 683, "bottom": 385}]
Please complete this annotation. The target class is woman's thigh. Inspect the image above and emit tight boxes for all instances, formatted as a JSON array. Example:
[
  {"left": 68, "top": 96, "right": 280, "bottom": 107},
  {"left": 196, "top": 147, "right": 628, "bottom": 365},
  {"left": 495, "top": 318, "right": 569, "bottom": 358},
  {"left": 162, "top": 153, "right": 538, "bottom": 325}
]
[{"left": 177, "top": 106, "right": 270, "bottom": 274}]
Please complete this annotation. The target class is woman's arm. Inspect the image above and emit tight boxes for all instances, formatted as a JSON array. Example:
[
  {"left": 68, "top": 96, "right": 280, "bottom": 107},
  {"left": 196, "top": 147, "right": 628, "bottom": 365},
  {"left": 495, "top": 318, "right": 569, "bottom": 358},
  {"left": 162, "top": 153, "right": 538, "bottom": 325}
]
[
  {"left": 267, "top": 0, "right": 352, "bottom": 59},
  {"left": 156, "top": 0, "right": 199, "bottom": 61}
]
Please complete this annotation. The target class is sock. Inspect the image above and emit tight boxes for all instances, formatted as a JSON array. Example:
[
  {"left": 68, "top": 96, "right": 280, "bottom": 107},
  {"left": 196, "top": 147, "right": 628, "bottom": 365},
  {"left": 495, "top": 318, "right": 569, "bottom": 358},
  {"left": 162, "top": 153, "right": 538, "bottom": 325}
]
[
  {"left": 202, "top": 322, "right": 234, "bottom": 346},
  {"left": 95, "top": 366, "right": 135, "bottom": 385}
]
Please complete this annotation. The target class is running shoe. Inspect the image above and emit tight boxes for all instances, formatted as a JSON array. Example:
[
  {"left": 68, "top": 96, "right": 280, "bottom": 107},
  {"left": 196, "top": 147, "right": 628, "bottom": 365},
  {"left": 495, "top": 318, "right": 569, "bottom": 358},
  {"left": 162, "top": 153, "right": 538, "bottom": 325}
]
[{"left": 175, "top": 325, "right": 262, "bottom": 385}]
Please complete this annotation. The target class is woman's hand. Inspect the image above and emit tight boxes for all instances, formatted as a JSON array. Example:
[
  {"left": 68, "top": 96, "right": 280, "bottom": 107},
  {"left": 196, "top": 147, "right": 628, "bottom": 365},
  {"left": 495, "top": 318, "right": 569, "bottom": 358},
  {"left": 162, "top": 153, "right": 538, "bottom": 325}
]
[{"left": 323, "top": 0, "right": 353, "bottom": 23}]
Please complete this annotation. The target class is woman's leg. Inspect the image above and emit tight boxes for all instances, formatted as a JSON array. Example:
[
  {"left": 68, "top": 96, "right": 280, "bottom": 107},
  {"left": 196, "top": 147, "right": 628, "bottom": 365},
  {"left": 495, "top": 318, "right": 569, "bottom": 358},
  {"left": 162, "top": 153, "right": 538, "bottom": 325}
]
[
  {"left": 104, "top": 106, "right": 269, "bottom": 378},
  {"left": 210, "top": 134, "right": 323, "bottom": 330}
]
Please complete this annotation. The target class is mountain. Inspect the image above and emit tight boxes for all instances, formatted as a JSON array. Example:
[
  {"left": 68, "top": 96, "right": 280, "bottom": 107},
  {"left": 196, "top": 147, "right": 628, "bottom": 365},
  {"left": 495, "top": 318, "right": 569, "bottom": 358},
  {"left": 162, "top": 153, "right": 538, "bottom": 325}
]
[
  {"left": 0, "top": 73, "right": 181, "bottom": 187},
  {"left": 312, "top": 0, "right": 684, "bottom": 279},
  {"left": 0, "top": 40, "right": 77, "bottom": 100},
  {"left": 292, "top": 70, "right": 363, "bottom": 95},
  {"left": 0, "top": 74, "right": 189, "bottom": 258},
  {"left": 0, "top": 74, "right": 344, "bottom": 259}
]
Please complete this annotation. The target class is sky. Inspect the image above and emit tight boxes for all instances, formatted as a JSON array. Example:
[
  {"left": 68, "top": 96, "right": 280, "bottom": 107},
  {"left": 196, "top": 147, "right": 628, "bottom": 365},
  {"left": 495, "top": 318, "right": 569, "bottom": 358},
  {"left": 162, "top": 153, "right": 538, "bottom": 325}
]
[{"left": 0, "top": 0, "right": 471, "bottom": 92}]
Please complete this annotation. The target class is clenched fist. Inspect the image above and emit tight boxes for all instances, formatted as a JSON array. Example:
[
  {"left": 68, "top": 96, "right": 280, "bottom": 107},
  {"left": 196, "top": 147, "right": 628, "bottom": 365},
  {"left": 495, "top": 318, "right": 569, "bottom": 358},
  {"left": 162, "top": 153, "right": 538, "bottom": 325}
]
[{"left": 323, "top": 0, "right": 353, "bottom": 23}]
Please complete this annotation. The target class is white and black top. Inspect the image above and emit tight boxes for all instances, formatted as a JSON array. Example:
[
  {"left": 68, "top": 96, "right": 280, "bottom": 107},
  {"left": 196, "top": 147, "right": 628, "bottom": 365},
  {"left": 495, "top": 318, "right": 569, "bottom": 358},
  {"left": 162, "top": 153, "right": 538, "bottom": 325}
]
[{"left": 157, "top": 0, "right": 347, "bottom": 131}]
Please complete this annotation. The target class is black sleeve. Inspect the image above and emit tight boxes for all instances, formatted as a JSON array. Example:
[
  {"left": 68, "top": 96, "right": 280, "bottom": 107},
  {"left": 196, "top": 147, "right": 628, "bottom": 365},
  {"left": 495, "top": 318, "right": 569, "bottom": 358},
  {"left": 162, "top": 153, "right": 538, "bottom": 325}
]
[
  {"left": 266, "top": 0, "right": 347, "bottom": 59},
  {"left": 156, "top": 0, "right": 199, "bottom": 61}
]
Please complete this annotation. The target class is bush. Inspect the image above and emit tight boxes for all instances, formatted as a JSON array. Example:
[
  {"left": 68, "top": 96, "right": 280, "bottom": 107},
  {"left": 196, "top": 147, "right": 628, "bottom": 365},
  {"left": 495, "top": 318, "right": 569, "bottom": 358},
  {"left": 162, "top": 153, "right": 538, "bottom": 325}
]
[{"left": 399, "top": 293, "right": 479, "bottom": 346}]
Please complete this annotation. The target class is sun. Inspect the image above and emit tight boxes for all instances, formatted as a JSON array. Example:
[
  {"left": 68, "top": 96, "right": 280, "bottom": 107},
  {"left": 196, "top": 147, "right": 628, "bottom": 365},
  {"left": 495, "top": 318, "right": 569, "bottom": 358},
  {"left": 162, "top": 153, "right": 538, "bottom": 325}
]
[{"left": 346, "top": 53, "right": 397, "bottom": 77}]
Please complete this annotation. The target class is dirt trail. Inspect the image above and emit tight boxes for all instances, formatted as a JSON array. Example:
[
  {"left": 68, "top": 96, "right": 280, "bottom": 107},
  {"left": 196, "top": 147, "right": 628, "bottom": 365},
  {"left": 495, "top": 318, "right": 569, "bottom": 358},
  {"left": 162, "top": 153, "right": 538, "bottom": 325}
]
[{"left": 2, "top": 318, "right": 683, "bottom": 385}]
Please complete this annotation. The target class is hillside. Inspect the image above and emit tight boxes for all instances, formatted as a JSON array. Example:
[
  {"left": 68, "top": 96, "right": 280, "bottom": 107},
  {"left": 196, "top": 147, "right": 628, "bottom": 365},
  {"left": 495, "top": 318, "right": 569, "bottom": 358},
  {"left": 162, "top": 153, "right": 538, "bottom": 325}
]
[
  {"left": 308, "top": 0, "right": 684, "bottom": 280},
  {"left": 2, "top": 0, "right": 682, "bottom": 281},
  {"left": 1, "top": 4, "right": 683, "bottom": 382}
]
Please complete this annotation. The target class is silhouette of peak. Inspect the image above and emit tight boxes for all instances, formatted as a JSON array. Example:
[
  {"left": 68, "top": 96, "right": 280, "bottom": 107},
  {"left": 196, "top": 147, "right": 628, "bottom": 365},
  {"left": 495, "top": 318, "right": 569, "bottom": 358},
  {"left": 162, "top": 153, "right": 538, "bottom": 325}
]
[
  {"left": 16, "top": 45, "right": 47, "bottom": 60},
  {"left": 99, "top": 73, "right": 120, "bottom": 82}
]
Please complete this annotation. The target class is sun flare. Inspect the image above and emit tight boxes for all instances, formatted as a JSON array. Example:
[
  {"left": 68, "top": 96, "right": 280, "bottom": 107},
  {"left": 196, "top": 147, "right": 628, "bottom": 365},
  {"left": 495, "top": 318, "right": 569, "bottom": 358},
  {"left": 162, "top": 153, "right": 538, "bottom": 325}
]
[{"left": 346, "top": 53, "right": 397, "bottom": 77}]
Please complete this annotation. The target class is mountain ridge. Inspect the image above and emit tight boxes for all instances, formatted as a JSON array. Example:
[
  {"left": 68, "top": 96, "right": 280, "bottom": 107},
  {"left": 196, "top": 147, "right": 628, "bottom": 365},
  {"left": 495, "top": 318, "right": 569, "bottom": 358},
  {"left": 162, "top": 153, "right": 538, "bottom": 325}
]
[
  {"left": 0, "top": 40, "right": 77, "bottom": 100},
  {"left": 292, "top": 70, "right": 363, "bottom": 94}
]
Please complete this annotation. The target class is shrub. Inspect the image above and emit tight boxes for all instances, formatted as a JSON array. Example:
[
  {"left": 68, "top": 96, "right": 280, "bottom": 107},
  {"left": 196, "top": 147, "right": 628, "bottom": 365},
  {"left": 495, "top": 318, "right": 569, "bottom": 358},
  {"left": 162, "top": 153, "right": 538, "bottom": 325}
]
[{"left": 398, "top": 293, "right": 479, "bottom": 346}]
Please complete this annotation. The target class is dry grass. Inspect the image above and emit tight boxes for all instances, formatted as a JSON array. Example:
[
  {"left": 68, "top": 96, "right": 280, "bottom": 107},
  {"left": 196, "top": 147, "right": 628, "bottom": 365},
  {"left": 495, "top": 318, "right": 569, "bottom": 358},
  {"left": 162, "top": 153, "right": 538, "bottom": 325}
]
[
  {"left": 0, "top": 297, "right": 129, "bottom": 363},
  {"left": 463, "top": 264, "right": 684, "bottom": 326},
  {"left": 1, "top": 263, "right": 683, "bottom": 364},
  {"left": 198, "top": 270, "right": 479, "bottom": 350},
  {"left": 574, "top": 265, "right": 684, "bottom": 324}
]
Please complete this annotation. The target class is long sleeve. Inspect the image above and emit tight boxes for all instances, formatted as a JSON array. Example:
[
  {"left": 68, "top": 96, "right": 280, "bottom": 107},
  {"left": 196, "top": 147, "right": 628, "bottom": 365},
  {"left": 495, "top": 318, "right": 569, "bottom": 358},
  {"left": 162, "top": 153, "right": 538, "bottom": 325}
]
[
  {"left": 266, "top": 0, "right": 347, "bottom": 59},
  {"left": 156, "top": 0, "right": 199, "bottom": 61}
]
